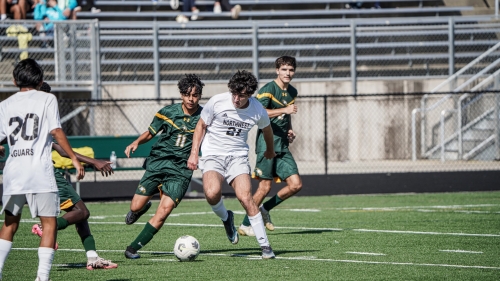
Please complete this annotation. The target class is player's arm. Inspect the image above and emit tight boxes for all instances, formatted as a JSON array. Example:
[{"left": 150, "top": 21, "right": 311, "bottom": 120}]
[
  {"left": 0, "top": 145, "right": 4, "bottom": 158},
  {"left": 51, "top": 128, "right": 85, "bottom": 180},
  {"left": 264, "top": 105, "right": 297, "bottom": 118},
  {"left": 52, "top": 143, "right": 114, "bottom": 177},
  {"left": 187, "top": 118, "right": 207, "bottom": 171},
  {"left": 125, "top": 130, "right": 154, "bottom": 158},
  {"left": 261, "top": 125, "right": 276, "bottom": 160},
  {"left": 287, "top": 118, "right": 296, "bottom": 144}
]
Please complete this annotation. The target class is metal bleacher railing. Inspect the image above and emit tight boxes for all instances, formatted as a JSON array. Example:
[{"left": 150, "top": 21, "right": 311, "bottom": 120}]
[{"left": 2, "top": 15, "right": 500, "bottom": 98}]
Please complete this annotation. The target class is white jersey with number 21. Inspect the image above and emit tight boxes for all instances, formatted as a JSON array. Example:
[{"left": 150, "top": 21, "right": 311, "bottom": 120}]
[
  {"left": 0, "top": 90, "right": 61, "bottom": 195},
  {"left": 200, "top": 92, "right": 270, "bottom": 156}
]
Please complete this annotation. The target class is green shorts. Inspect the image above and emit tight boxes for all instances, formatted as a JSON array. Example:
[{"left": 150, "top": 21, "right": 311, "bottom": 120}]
[
  {"left": 253, "top": 151, "right": 299, "bottom": 182},
  {"left": 54, "top": 168, "right": 81, "bottom": 211},
  {"left": 136, "top": 169, "right": 191, "bottom": 207}
]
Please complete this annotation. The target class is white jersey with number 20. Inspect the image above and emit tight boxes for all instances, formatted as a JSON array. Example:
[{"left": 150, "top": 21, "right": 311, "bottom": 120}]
[
  {"left": 200, "top": 92, "right": 270, "bottom": 156},
  {"left": 0, "top": 90, "right": 61, "bottom": 195}
]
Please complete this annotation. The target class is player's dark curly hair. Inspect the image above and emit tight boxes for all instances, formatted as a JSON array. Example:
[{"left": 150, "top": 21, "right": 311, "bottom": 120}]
[
  {"left": 177, "top": 74, "right": 204, "bottom": 96},
  {"left": 39, "top": 82, "right": 51, "bottom": 93},
  {"left": 228, "top": 70, "right": 258, "bottom": 96},
  {"left": 275, "top": 56, "right": 296, "bottom": 69},
  {"left": 13, "top": 58, "right": 44, "bottom": 89}
]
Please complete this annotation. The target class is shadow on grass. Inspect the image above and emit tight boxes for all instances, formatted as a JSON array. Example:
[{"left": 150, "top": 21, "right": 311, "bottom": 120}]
[
  {"left": 54, "top": 263, "right": 85, "bottom": 271},
  {"left": 203, "top": 248, "right": 317, "bottom": 257},
  {"left": 276, "top": 229, "right": 340, "bottom": 235}
]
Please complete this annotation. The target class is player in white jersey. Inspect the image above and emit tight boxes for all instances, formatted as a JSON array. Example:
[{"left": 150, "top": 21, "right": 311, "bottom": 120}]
[
  {"left": 0, "top": 58, "right": 85, "bottom": 281},
  {"left": 187, "top": 70, "right": 277, "bottom": 259}
]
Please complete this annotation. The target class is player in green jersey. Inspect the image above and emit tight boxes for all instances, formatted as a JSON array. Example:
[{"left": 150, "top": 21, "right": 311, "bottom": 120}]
[
  {"left": 238, "top": 56, "right": 302, "bottom": 236},
  {"left": 124, "top": 74, "right": 204, "bottom": 259},
  {"left": 28, "top": 82, "right": 118, "bottom": 270}
]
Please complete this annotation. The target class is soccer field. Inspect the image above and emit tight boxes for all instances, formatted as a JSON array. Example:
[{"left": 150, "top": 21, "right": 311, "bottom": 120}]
[{"left": 2, "top": 191, "right": 500, "bottom": 280}]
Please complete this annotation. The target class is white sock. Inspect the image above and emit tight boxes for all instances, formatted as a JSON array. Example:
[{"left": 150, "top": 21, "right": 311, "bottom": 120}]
[
  {"left": 0, "top": 239, "right": 13, "bottom": 278},
  {"left": 210, "top": 199, "right": 228, "bottom": 221},
  {"left": 0, "top": 14, "right": 6, "bottom": 20},
  {"left": 249, "top": 212, "right": 269, "bottom": 247},
  {"left": 37, "top": 247, "right": 55, "bottom": 281},
  {"left": 86, "top": 250, "right": 98, "bottom": 259}
]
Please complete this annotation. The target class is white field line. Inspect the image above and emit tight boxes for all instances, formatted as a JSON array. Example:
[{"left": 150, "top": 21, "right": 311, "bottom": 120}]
[
  {"left": 13, "top": 248, "right": 500, "bottom": 270},
  {"left": 346, "top": 252, "right": 386, "bottom": 256},
  {"left": 12, "top": 220, "right": 500, "bottom": 237},
  {"left": 323, "top": 204, "right": 500, "bottom": 211},
  {"left": 439, "top": 250, "right": 484, "bottom": 254}
]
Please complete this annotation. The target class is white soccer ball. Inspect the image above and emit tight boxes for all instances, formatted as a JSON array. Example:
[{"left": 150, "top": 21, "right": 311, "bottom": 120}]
[{"left": 173, "top": 235, "right": 200, "bottom": 262}]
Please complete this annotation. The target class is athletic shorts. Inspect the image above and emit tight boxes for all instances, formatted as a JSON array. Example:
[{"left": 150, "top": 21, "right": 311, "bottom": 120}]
[
  {"left": 199, "top": 155, "right": 251, "bottom": 184},
  {"left": 1, "top": 192, "right": 60, "bottom": 218},
  {"left": 136, "top": 169, "right": 191, "bottom": 207},
  {"left": 54, "top": 168, "right": 81, "bottom": 211},
  {"left": 253, "top": 151, "right": 299, "bottom": 182}
]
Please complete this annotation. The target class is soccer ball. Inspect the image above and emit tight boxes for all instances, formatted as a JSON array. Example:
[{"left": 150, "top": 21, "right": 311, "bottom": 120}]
[{"left": 173, "top": 235, "right": 200, "bottom": 262}]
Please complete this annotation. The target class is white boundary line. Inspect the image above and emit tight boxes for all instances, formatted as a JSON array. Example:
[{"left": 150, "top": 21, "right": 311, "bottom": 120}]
[
  {"left": 346, "top": 252, "right": 386, "bottom": 256},
  {"left": 13, "top": 248, "right": 500, "bottom": 270},
  {"left": 439, "top": 250, "right": 484, "bottom": 254},
  {"left": 12, "top": 220, "right": 500, "bottom": 237}
]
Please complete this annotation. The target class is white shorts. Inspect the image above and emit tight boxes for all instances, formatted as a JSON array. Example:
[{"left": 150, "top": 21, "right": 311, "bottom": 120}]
[
  {"left": 199, "top": 155, "right": 251, "bottom": 184},
  {"left": 1, "top": 192, "right": 60, "bottom": 218}
]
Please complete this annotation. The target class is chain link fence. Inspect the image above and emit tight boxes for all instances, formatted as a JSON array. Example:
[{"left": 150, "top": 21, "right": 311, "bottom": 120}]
[
  {"left": 1, "top": 91, "right": 499, "bottom": 185},
  {"left": 2, "top": 18, "right": 500, "bottom": 95}
]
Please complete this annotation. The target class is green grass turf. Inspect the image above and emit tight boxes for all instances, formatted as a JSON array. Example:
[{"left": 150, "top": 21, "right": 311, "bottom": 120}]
[{"left": 2, "top": 191, "right": 500, "bottom": 280}]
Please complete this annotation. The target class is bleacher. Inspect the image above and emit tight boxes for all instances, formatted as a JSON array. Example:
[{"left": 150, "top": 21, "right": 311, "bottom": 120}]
[{"left": 76, "top": 0, "right": 471, "bottom": 21}]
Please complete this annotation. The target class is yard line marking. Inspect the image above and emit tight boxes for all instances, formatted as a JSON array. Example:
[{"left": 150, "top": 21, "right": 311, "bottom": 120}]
[
  {"left": 328, "top": 204, "right": 500, "bottom": 211},
  {"left": 439, "top": 250, "right": 483, "bottom": 254},
  {"left": 353, "top": 229, "right": 500, "bottom": 237},
  {"left": 15, "top": 248, "right": 500, "bottom": 270},
  {"left": 11, "top": 220, "right": 500, "bottom": 237},
  {"left": 282, "top": 209, "right": 321, "bottom": 212},
  {"left": 346, "top": 252, "right": 386, "bottom": 256}
]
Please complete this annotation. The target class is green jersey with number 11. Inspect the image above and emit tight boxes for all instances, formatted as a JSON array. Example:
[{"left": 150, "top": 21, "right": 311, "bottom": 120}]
[{"left": 144, "top": 103, "right": 202, "bottom": 179}]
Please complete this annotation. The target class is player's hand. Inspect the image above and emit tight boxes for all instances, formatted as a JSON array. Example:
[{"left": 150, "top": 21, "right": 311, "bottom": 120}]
[
  {"left": 287, "top": 130, "right": 296, "bottom": 143},
  {"left": 187, "top": 154, "right": 199, "bottom": 171},
  {"left": 263, "top": 150, "right": 276, "bottom": 160},
  {"left": 93, "top": 159, "right": 114, "bottom": 177},
  {"left": 284, "top": 104, "right": 297, "bottom": 115},
  {"left": 72, "top": 160, "right": 85, "bottom": 180},
  {"left": 125, "top": 143, "right": 138, "bottom": 158},
  {"left": 0, "top": 146, "right": 5, "bottom": 158}
]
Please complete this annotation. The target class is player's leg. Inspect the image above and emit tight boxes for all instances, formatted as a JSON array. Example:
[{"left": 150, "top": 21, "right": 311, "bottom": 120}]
[
  {"left": 125, "top": 170, "right": 161, "bottom": 225},
  {"left": 261, "top": 152, "right": 302, "bottom": 225},
  {"left": 31, "top": 192, "right": 59, "bottom": 281},
  {"left": 200, "top": 156, "right": 237, "bottom": 244},
  {"left": 0, "top": 194, "right": 24, "bottom": 279},
  {"left": 231, "top": 173, "right": 275, "bottom": 259},
  {"left": 239, "top": 152, "right": 275, "bottom": 234},
  {"left": 125, "top": 176, "right": 190, "bottom": 259}
]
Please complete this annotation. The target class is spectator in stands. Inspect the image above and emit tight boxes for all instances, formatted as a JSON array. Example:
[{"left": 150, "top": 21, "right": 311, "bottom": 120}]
[
  {"left": 1, "top": 0, "right": 36, "bottom": 20},
  {"left": 213, "top": 0, "right": 241, "bottom": 19},
  {"left": 34, "top": 0, "right": 66, "bottom": 45},
  {"left": 346, "top": 1, "right": 380, "bottom": 9},
  {"left": 59, "top": 0, "right": 81, "bottom": 20},
  {"left": 176, "top": 0, "right": 198, "bottom": 23}
]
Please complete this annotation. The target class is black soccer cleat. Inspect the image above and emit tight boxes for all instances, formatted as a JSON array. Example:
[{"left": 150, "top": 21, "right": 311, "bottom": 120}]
[
  {"left": 261, "top": 245, "right": 276, "bottom": 259},
  {"left": 124, "top": 246, "right": 141, "bottom": 259},
  {"left": 222, "top": 210, "right": 239, "bottom": 245},
  {"left": 125, "top": 201, "right": 152, "bottom": 225}
]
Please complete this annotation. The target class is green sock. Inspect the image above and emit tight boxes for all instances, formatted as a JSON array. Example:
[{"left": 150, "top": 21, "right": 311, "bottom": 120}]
[
  {"left": 241, "top": 215, "right": 251, "bottom": 227},
  {"left": 57, "top": 217, "right": 70, "bottom": 230},
  {"left": 129, "top": 222, "right": 158, "bottom": 251},
  {"left": 262, "top": 195, "right": 284, "bottom": 212},
  {"left": 81, "top": 235, "right": 97, "bottom": 252}
]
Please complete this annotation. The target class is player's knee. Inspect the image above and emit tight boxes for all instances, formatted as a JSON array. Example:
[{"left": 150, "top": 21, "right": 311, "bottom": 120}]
[
  {"left": 290, "top": 181, "right": 302, "bottom": 194},
  {"left": 81, "top": 208, "right": 90, "bottom": 220}
]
